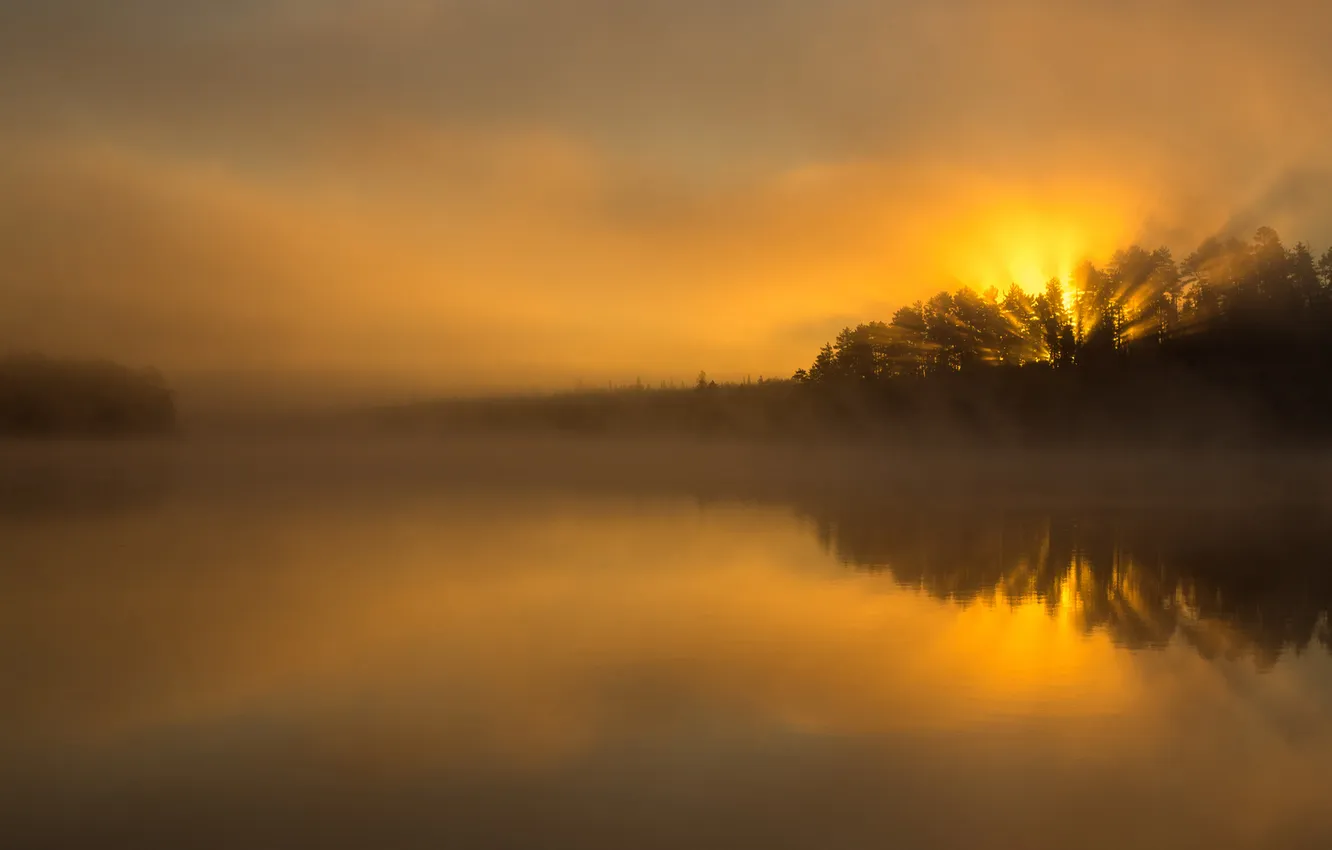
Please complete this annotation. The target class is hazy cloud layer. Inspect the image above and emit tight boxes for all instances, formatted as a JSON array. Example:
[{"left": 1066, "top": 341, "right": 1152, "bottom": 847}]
[{"left": 3, "top": 0, "right": 1332, "bottom": 391}]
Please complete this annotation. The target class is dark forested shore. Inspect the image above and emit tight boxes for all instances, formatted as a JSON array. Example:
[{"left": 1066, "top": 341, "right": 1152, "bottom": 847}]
[
  {"left": 0, "top": 355, "right": 177, "bottom": 437},
  {"left": 12, "top": 226, "right": 1332, "bottom": 445},
  {"left": 378, "top": 227, "right": 1332, "bottom": 445}
]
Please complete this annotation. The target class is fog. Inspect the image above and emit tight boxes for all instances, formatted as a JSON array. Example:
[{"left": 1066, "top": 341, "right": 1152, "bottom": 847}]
[
  {"left": 4, "top": 0, "right": 1332, "bottom": 395},
  {"left": 6, "top": 433, "right": 1330, "bottom": 515},
  {"left": 7, "top": 434, "right": 1332, "bottom": 849}
]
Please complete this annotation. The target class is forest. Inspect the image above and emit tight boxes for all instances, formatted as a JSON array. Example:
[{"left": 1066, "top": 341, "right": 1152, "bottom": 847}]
[
  {"left": 795, "top": 227, "right": 1332, "bottom": 383},
  {"left": 384, "top": 227, "right": 1332, "bottom": 444},
  {"left": 10, "top": 226, "right": 1332, "bottom": 443}
]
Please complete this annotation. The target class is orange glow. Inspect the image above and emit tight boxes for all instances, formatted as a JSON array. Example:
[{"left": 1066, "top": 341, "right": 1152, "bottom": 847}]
[
  {"left": 2, "top": 496, "right": 1198, "bottom": 759},
  {"left": 7, "top": 483, "right": 1331, "bottom": 843},
  {"left": 927, "top": 191, "right": 1138, "bottom": 299},
  {"left": 4, "top": 0, "right": 1332, "bottom": 391}
]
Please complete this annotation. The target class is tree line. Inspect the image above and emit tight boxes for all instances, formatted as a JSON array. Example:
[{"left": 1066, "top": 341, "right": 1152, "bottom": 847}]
[
  {"left": 794, "top": 228, "right": 1332, "bottom": 383},
  {"left": 0, "top": 355, "right": 177, "bottom": 437}
]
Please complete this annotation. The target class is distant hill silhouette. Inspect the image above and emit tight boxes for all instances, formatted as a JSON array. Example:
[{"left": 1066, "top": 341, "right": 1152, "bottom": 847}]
[{"left": 0, "top": 355, "right": 176, "bottom": 437}]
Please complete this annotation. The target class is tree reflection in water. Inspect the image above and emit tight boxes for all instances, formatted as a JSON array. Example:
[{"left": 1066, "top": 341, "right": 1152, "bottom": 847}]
[{"left": 804, "top": 501, "right": 1332, "bottom": 667}]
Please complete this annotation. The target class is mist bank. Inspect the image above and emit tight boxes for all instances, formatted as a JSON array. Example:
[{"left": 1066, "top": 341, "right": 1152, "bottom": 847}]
[
  {"left": 6, "top": 433, "right": 1332, "bottom": 515},
  {"left": 10, "top": 353, "right": 1332, "bottom": 450},
  {"left": 4, "top": 434, "right": 1331, "bottom": 667},
  {"left": 365, "top": 360, "right": 1332, "bottom": 448}
]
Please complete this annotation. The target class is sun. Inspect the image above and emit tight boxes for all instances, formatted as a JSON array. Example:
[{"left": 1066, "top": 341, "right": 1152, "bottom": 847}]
[
  {"left": 1002, "top": 235, "right": 1082, "bottom": 297},
  {"left": 952, "top": 217, "right": 1087, "bottom": 297},
  {"left": 938, "top": 194, "right": 1133, "bottom": 302},
  {"left": 1007, "top": 254, "right": 1052, "bottom": 293}
]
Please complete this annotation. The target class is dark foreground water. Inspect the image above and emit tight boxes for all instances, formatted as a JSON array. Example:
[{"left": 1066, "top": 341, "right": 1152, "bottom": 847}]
[{"left": 3, "top": 439, "right": 1332, "bottom": 849}]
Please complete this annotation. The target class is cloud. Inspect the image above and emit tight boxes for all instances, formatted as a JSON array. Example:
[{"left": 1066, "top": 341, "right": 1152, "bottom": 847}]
[{"left": 3, "top": 0, "right": 1332, "bottom": 392}]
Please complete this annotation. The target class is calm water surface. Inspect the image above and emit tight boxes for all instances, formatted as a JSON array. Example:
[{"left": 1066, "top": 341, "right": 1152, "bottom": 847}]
[{"left": 4, "top": 442, "right": 1332, "bottom": 849}]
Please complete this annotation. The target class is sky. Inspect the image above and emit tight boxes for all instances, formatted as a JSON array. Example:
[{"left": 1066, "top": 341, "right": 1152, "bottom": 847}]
[{"left": 3, "top": 0, "right": 1332, "bottom": 394}]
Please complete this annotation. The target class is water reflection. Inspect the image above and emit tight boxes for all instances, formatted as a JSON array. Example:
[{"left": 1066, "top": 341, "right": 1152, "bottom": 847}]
[
  {"left": 805, "top": 504, "right": 1332, "bottom": 666},
  {"left": 3, "top": 441, "right": 1332, "bottom": 849}
]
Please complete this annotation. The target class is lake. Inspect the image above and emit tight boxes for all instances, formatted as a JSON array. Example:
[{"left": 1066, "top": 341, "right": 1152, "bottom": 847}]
[{"left": 4, "top": 439, "right": 1332, "bottom": 849}]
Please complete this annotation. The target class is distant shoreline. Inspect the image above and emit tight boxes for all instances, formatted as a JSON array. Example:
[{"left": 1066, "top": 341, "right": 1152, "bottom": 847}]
[{"left": 0, "top": 355, "right": 176, "bottom": 438}]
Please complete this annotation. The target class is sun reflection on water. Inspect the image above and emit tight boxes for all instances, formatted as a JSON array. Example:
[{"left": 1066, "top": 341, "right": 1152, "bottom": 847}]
[{"left": 4, "top": 482, "right": 1332, "bottom": 850}]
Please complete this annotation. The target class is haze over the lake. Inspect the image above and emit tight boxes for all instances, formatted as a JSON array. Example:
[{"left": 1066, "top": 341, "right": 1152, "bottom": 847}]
[{"left": 5, "top": 0, "right": 1332, "bottom": 393}]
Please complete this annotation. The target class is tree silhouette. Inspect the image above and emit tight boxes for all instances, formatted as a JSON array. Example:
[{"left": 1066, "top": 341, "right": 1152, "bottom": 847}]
[{"left": 797, "top": 226, "right": 1332, "bottom": 386}]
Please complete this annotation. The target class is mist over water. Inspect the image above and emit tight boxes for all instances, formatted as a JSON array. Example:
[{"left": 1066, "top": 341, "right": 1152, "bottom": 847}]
[
  {"left": 4, "top": 437, "right": 1331, "bottom": 849},
  {"left": 7, "top": 0, "right": 1332, "bottom": 845}
]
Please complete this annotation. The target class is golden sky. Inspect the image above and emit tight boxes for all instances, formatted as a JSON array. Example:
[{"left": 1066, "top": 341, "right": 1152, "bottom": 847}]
[{"left": 3, "top": 0, "right": 1332, "bottom": 393}]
